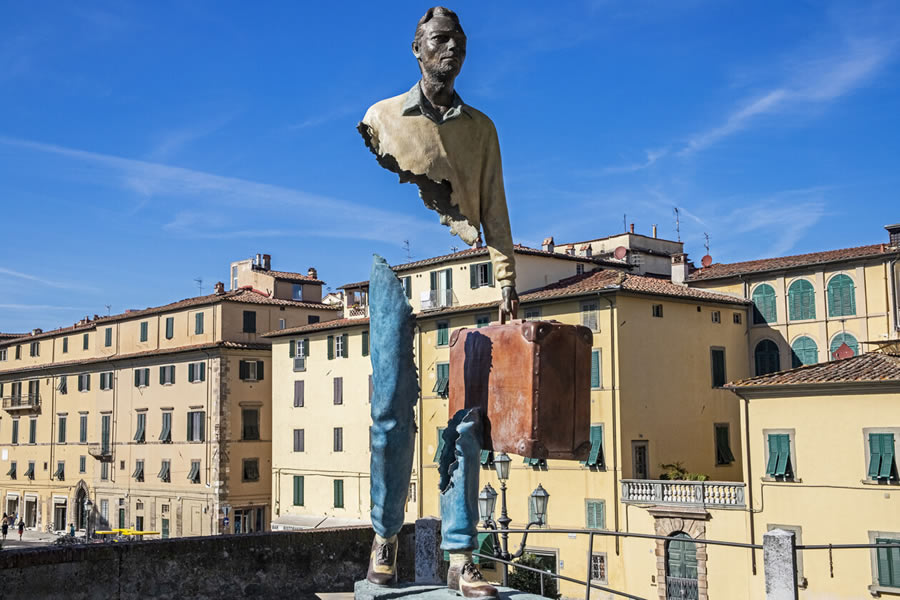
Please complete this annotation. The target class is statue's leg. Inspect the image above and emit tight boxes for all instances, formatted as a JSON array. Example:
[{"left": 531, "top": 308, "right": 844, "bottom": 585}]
[
  {"left": 367, "top": 255, "right": 418, "bottom": 586},
  {"left": 439, "top": 408, "right": 498, "bottom": 599}
]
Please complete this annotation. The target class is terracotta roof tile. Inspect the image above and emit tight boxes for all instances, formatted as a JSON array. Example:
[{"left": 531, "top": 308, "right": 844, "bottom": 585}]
[
  {"left": 688, "top": 244, "right": 899, "bottom": 282},
  {"left": 727, "top": 352, "right": 900, "bottom": 388},
  {"left": 265, "top": 270, "right": 325, "bottom": 285},
  {"left": 0, "top": 333, "right": 26, "bottom": 341},
  {"left": 263, "top": 317, "right": 370, "bottom": 337}
]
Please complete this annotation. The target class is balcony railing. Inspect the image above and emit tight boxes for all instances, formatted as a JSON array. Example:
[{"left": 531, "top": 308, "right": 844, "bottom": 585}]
[
  {"left": 348, "top": 305, "right": 368, "bottom": 318},
  {"left": 2, "top": 393, "right": 41, "bottom": 411},
  {"left": 88, "top": 444, "right": 113, "bottom": 461},
  {"left": 621, "top": 479, "right": 745, "bottom": 509},
  {"left": 665, "top": 576, "right": 699, "bottom": 599},
  {"left": 420, "top": 289, "right": 455, "bottom": 311}
]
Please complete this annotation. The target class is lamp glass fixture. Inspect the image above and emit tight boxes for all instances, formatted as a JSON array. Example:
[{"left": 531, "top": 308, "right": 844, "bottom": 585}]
[
  {"left": 493, "top": 452, "right": 511, "bottom": 481},
  {"left": 530, "top": 484, "right": 549, "bottom": 522},
  {"left": 478, "top": 484, "right": 497, "bottom": 522}
]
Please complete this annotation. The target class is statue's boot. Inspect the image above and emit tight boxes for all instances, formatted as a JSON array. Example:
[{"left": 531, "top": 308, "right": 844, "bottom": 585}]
[
  {"left": 366, "top": 534, "right": 398, "bottom": 586},
  {"left": 447, "top": 553, "right": 498, "bottom": 599}
]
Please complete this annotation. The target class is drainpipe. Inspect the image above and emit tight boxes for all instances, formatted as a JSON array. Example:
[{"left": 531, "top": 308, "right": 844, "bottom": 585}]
[
  {"left": 890, "top": 259, "right": 899, "bottom": 333},
  {"left": 733, "top": 389, "right": 757, "bottom": 575},
  {"left": 596, "top": 292, "right": 620, "bottom": 555},
  {"left": 202, "top": 347, "right": 213, "bottom": 528}
]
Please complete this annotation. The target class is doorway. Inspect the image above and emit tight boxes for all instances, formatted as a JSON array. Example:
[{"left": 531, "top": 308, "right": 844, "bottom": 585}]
[
  {"left": 75, "top": 487, "right": 86, "bottom": 530},
  {"left": 632, "top": 440, "right": 649, "bottom": 479},
  {"left": 24, "top": 497, "right": 36, "bottom": 527},
  {"left": 53, "top": 501, "right": 67, "bottom": 531},
  {"left": 666, "top": 532, "right": 698, "bottom": 600}
]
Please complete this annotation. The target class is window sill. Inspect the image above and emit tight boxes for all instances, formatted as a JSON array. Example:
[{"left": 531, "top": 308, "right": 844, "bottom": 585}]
[
  {"left": 861, "top": 479, "right": 900, "bottom": 486},
  {"left": 869, "top": 584, "right": 900, "bottom": 596},
  {"left": 292, "top": 368, "right": 306, "bottom": 373},
  {"left": 761, "top": 477, "right": 803, "bottom": 483}
]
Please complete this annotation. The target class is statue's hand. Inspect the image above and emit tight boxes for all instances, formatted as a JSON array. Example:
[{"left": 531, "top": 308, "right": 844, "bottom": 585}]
[{"left": 499, "top": 286, "right": 519, "bottom": 323}]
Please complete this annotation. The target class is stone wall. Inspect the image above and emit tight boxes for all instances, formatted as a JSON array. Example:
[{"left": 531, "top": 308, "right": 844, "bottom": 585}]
[{"left": 0, "top": 524, "right": 414, "bottom": 600}]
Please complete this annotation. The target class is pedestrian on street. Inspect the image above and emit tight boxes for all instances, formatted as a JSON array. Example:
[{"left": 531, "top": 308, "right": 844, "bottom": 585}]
[
  {"left": 69, "top": 523, "right": 75, "bottom": 537},
  {"left": 1, "top": 515, "right": 8, "bottom": 541},
  {"left": 17, "top": 520, "right": 24, "bottom": 541}
]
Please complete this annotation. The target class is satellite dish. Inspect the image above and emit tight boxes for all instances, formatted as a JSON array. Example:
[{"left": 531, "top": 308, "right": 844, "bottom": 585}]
[
  {"left": 701, "top": 255, "right": 713, "bottom": 268},
  {"left": 613, "top": 246, "right": 627, "bottom": 260}
]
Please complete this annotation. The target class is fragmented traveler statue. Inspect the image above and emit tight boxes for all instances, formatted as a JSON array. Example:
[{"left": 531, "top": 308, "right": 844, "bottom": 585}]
[{"left": 358, "top": 6, "right": 516, "bottom": 599}]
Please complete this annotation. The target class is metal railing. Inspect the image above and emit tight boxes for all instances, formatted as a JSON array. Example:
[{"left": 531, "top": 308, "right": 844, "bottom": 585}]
[
  {"left": 665, "top": 576, "right": 699, "bottom": 599},
  {"left": 420, "top": 289, "right": 455, "bottom": 311},
  {"left": 621, "top": 479, "right": 745, "bottom": 508},
  {"left": 1, "top": 393, "right": 41, "bottom": 411},
  {"left": 348, "top": 305, "right": 368, "bottom": 317}
]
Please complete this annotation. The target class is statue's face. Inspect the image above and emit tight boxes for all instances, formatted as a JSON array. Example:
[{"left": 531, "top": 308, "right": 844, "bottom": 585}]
[{"left": 414, "top": 17, "right": 467, "bottom": 79}]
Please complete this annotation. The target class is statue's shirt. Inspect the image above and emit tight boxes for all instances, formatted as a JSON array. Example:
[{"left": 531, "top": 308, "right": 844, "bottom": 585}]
[{"left": 359, "top": 83, "right": 516, "bottom": 288}]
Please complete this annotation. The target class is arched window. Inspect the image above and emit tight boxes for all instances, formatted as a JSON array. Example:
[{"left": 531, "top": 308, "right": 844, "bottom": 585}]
[
  {"left": 666, "top": 532, "right": 698, "bottom": 599},
  {"left": 788, "top": 279, "right": 815, "bottom": 321},
  {"left": 751, "top": 284, "right": 777, "bottom": 324},
  {"left": 755, "top": 339, "right": 781, "bottom": 376},
  {"left": 791, "top": 336, "right": 818, "bottom": 368},
  {"left": 827, "top": 274, "right": 856, "bottom": 317},
  {"left": 830, "top": 333, "right": 859, "bottom": 359}
]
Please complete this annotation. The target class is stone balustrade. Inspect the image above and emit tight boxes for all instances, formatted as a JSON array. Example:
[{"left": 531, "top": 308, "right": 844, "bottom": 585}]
[{"left": 621, "top": 479, "right": 745, "bottom": 508}]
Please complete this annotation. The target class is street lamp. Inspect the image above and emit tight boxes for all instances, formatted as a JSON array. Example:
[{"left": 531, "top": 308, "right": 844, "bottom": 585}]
[
  {"left": 84, "top": 498, "right": 93, "bottom": 540},
  {"left": 530, "top": 484, "right": 550, "bottom": 526},
  {"left": 478, "top": 484, "right": 498, "bottom": 523},
  {"left": 493, "top": 452, "right": 511, "bottom": 481}
]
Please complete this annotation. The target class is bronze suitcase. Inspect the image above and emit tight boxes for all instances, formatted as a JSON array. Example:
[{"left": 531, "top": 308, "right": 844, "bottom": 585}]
[{"left": 448, "top": 320, "right": 592, "bottom": 460}]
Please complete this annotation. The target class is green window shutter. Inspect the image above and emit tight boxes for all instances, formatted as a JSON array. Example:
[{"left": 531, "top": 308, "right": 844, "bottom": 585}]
[
  {"left": 752, "top": 284, "right": 777, "bottom": 324},
  {"left": 590, "top": 350, "right": 600, "bottom": 388},
  {"left": 342, "top": 334, "right": 349, "bottom": 358},
  {"left": 159, "top": 366, "right": 165, "bottom": 385},
  {"left": 480, "top": 450, "right": 493, "bottom": 465},
  {"left": 303, "top": 338, "right": 310, "bottom": 357},
  {"left": 869, "top": 433, "right": 884, "bottom": 479},
  {"left": 239, "top": 360, "right": 248, "bottom": 380},
  {"left": 434, "top": 427, "right": 446, "bottom": 462},
  {"left": 289, "top": 340, "right": 295, "bottom": 358},
  {"left": 880, "top": 434, "right": 896, "bottom": 479},
  {"left": 830, "top": 333, "right": 859, "bottom": 359},
  {"left": 585, "top": 500, "right": 605, "bottom": 530},
  {"left": 334, "top": 480, "right": 344, "bottom": 508},
  {"left": 828, "top": 275, "right": 856, "bottom": 317},
  {"left": 403, "top": 276, "right": 412, "bottom": 299},
  {"left": 327, "top": 335, "right": 334, "bottom": 360},
  {"left": 362, "top": 330, "right": 369, "bottom": 357},
  {"left": 487, "top": 264, "right": 494, "bottom": 287},
  {"left": 788, "top": 280, "right": 815, "bottom": 320},
  {"left": 470, "top": 265, "right": 479, "bottom": 289},
  {"left": 430, "top": 271, "right": 437, "bottom": 291},
  {"left": 583, "top": 425, "right": 603, "bottom": 467},
  {"left": 766, "top": 435, "right": 779, "bottom": 476},
  {"left": 293, "top": 475, "right": 304, "bottom": 506},
  {"left": 445, "top": 268, "right": 452, "bottom": 289},
  {"left": 876, "top": 539, "right": 900, "bottom": 587},
  {"left": 774, "top": 434, "right": 790, "bottom": 477},
  {"left": 437, "top": 322, "right": 449, "bottom": 346},
  {"left": 256, "top": 361, "right": 264, "bottom": 380},
  {"left": 791, "top": 336, "right": 818, "bottom": 368},
  {"left": 188, "top": 363, "right": 195, "bottom": 382}
]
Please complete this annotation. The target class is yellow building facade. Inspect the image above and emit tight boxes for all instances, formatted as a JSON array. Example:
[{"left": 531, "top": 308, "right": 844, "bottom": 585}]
[{"left": 0, "top": 279, "right": 338, "bottom": 538}]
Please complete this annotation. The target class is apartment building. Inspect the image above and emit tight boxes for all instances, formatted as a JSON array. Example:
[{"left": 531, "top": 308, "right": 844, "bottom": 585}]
[
  {"left": 687, "top": 224, "right": 900, "bottom": 376},
  {"left": 266, "top": 244, "right": 751, "bottom": 598},
  {"left": 0, "top": 267, "right": 339, "bottom": 538},
  {"left": 546, "top": 225, "right": 685, "bottom": 277}
]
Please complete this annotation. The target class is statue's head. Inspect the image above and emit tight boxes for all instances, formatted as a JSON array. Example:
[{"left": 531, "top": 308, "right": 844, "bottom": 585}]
[{"left": 412, "top": 7, "right": 467, "bottom": 81}]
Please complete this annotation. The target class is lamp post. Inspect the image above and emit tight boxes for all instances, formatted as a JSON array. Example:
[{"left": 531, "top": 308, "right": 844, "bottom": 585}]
[
  {"left": 84, "top": 498, "right": 93, "bottom": 540},
  {"left": 479, "top": 452, "right": 550, "bottom": 587}
]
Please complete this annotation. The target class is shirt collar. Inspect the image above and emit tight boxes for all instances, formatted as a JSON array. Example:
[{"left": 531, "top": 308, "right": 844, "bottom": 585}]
[{"left": 401, "top": 82, "right": 470, "bottom": 123}]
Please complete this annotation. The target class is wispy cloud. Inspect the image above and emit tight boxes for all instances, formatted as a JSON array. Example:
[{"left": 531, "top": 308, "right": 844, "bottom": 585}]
[
  {"left": 589, "top": 148, "right": 668, "bottom": 176},
  {"left": 0, "top": 267, "right": 95, "bottom": 292},
  {"left": 288, "top": 106, "right": 360, "bottom": 131},
  {"left": 147, "top": 112, "right": 239, "bottom": 161},
  {"left": 724, "top": 188, "right": 829, "bottom": 257}
]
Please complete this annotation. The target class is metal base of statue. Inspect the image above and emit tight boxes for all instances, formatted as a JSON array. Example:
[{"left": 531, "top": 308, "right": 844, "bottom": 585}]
[{"left": 354, "top": 580, "right": 543, "bottom": 600}]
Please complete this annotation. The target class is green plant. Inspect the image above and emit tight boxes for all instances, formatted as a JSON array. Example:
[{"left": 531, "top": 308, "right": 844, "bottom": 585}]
[
  {"left": 659, "top": 462, "right": 709, "bottom": 481},
  {"left": 507, "top": 553, "right": 559, "bottom": 598}
]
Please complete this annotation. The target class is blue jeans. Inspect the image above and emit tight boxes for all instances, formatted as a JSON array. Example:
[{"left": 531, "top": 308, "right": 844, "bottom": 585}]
[{"left": 438, "top": 408, "right": 483, "bottom": 552}]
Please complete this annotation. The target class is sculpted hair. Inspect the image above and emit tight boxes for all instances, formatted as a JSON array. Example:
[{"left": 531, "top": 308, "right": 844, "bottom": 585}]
[{"left": 414, "top": 6, "right": 464, "bottom": 46}]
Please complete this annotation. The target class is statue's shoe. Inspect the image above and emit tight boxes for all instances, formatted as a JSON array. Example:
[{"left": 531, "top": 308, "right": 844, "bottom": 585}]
[
  {"left": 448, "top": 562, "right": 499, "bottom": 599},
  {"left": 366, "top": 534, "right": 398, "bottom": 586}
]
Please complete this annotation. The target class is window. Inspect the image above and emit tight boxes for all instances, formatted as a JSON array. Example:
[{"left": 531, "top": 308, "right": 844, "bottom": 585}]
[
  {"left": 140, "top": 321, "right": 148, "bottom": 342},
  {"left": 57, "top": 415, "right": 67, "bottom": 444},
  {"left": 755, "top": 340, "right": 780, "bottom": 376},
  {"left": 290, "top": 338, "right": 309, "bottom": 371},
  {"left": 401, "top": 276, "right": 412, "bottom": 299},
  {"left": 752, "top": 283, "right": 777, "bottom": 324},
  {"left": 326, "top": 334, "right": 348, "bottom": 360},
  {"left": 733, "top": 312, "right": 742, "bottom": 324},
  {"left": 293, "top": 380, "right": 305, "bottom": 407},
  {"left": 164, "top": 317, "right": 174, "bottom": 340},
  {"left": 239, "top": 360, "right": 264, "bottom": 381},
  {"left": 83, "top": 333, "right": 89, "bottom": 350},
  {"left": 333, "top": 377, "right": 343, "bottom": 405},
  {"left": 475, "top": 314, "right": 490, "bottom": 328},
  {"left": 53, "top": 461, "right": 64, "bottom": 481},
  {"left": 159, "top": 411, "right": 172, "bottom": 443},
  {"left": 293, "top": 475, "right": 305, "bottom": 506},
  {"left": 868, "top": 433, "right": 898, "bottom": 482},
  {"left": 159, "top": 365, "right": 175, "bottom": 385},
  {"left": 524, "top": 307, "right": 541, "bottom": 321},
  {"left": 158, "top": 460, "right": 171, "bottom": 482},
  {"left": 874, "top": 536, "right": 900, "bottom": 590},
  {"left": 576, "top": 263, "right": 585, "bottom": 275},
  {"left": 652, "top": 304, "right": 663, "bottom": 318},
  {"left": 28, "top": 418, "right": 36, "bottom": 444},
  {"left": 133, "top": 412, "right": 146, "bottom": 443},
  {"left": 132, "top": 459, "right": 144, "bottom": 482},
  {"left": 6, "top": 461, "right": 14, "bottom": 480},
  {"left": 333, "top": 427, "right": 343, "bottom": 452},
  {"left": 25, "top": 461, "right": 35, "bottom": 480},
  {"left": 79, "top": 414, "right": 87, "bottom": 443},
  {"left": 0, "top": 348, "right": 5, "bottom": 361},
  {"left": 434, "top": 427, "right": 446, "bottom": 462},
  {"left": 79, "top": 456, "right": 86, "bottom": 473},
  {"left": 292, "top": 284, "right": 303, "bottom": 300},
  {"left": 29, "top": 341, "right": 40, "bottom": 357},
  {"left": 581, "top": 302, "right": 599, "bottom": 331},
  {"left": 100, "top": 462, "right": 109, "bottom": 480},
  {"left": 11, "top": 419, "right": 18, "bottom": 445},
  {"left": 791, "top": 336, "right": 818, "bottom": 367},
  {"left": 830, "top": 333, "right": 859, "bottom": 359},
  {"left": 188, "top": 460, "right": 201, "bottom": 484},
  {"left": 585, "top": 500, "right": 606, "bottom": 530},
  {"left": 582, "top": 425, "right": 604, "bottom": 468},
  {"left": 429, "top": 268, "right": 453, "bottom": 308},
  {"left": 188, "top": 362, "right": 206, "bottom": 383},
  {"left": 62, "top": 337, "right": 68, "bottom": 353},
  {"left": 104, "top": 327, "right": 113, "bottom": 347},
  {"left": 524, "top": 456, "right": 547, "bottom": 468},
  {"left": 788, "top": 279, "right": 816, "bottom": 321},
  {"left": 715, "top": 423, "right": 735, "bottom": 465},
  {"left": 827, "top": 274, "right": 856, "bottom": 317},
  {"left": 632, "top": 440, "right": 649, "bottom": 479},
  {"left": 591, "top": 350, "right": 601, "bottom": 389},
  {"left": 711, "top": 310, "right": 721, "bottom": 323},
  {"left": 765, "top": 432, "right": 794, "bottom": 480},
  {"left": 436, "top": 321, "right": 449, "bottom": 346},
  {"left": 101, "top": 414, "right": 111, "bottom": 453},
  {"left": 333, "top": 479, "right": 344, "bottom": 508},
  {"left": 278, "top": 319, "right": 286, "bottom": 330},
  {"left": 242, "top": 311, "right": 256, "bottom": 333},
  {"left": 470, "top": 262, "right": 493, "bottom": 288},
  {"left": 232, "top": 265, "right": 238, "bottom": 290},
  {"left": 134, "top": 368, "right": 150, "bottom": 387},
  {"left": 77, "top": 373, "right": 91, "bottom": 392},
  {"left": 195, "top": 312, "right": 204, "bottom": 335},
  {"left": 134, "top": 514, "right": 143, "bottom": 531},
  {"left": 433, "top": 363, "right": 449, "bottom": 397},
  {"left": 242, "top": 408, "right": 260, "bottom": 440},
  {"left": 308, "top": 315, "right": 320, "bottom": 324},
  {"left": 242, "top": 458, "right": 259, "bottom": 482},
  {"left": 710, "top": 347, "right": 726, "bottom": 387},
  {"left": 99, "top": 372, "right": 113, "bottom": 391},
  {"left": 187, "top": 411, "right": 205, "bottom": 442},
  {"left": 294, "top": 429, "right": 305, "bottom": 452},
  {"left": 362, "top": 330, "right": 369, "bottom": 357},
  {"left": 57, "top": 376, "right": 67, "bottom": 395}
]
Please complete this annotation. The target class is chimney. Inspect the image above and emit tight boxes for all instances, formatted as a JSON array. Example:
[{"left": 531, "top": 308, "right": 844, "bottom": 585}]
[
  {"left": 886, "top": 224, "right": 900, "bottom": 247},
  {"left": 652, "top": 225, "right": 658, "bottom": 238},
  {"left": 262, "top": 254, "right": 271, "bottom": 270},
  {"left": 671, "top": 253, "right": 690, "bottom": 286},
  {"left": 542, "top": 236, "right": 555, "bottom": 253},
  {"left": 307, "top": 267, "right": 318, "bottom": 280},
  {"left": 214, "top": 281, "right": 226, "bottom": 295},
  {"left": 630, "top": 223, "right": 635, "bottom": 234},
  {"left": 31, "top": 328, "right": 42, "bottom": 336}
]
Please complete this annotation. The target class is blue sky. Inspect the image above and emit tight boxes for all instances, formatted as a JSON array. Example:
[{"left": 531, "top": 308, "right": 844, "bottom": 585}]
[{"left": 1, "top": 1, "right": 899, "bottom": 333}]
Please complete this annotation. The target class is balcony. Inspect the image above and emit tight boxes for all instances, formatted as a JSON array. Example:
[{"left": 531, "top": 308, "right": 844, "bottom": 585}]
[
  {"left": 88, "top": 444, "right": 113, "bottom": 462},
  {"left": 666, "top": 576, "right": 699, "bottom": 599},
  {"left": 348, "top": 305, "right": 368, "bottom": 318},
  {"left": 420, "top": 289, "right": 455, "bottom": 311},
  {"left": 2, "top": 393, "right": 41, "bottom": 412},
  {"left": 621, "top": 479, "right": 745, "bottom": 509}
]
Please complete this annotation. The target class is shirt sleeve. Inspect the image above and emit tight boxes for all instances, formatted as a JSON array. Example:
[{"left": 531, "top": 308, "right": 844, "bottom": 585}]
[{"left": 479, "top": 119, "right": 516, "bottom": 289}]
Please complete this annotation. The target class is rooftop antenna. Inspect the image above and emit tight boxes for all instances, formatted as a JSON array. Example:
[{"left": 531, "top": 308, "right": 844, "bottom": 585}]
[
  {"left": 703, "top": 233, "right": 710, "bottom": 255},
  {"left": 673, "top": 207, "right": 681, "bottom": 242},
  {"left": 450, "top": 245, "right": 459, "bottom": 253},
  {"left": 402, "top": 239, "right": 412, "bottom": 260},
  {"left": 105, "top": 304, "right": 111, "bottom": 316},
  {"left": 194, "top": 278, "right": 203, "bottom": 295},
  {"left": 623, "top": 214, "right": 627, "bottom": 233}
]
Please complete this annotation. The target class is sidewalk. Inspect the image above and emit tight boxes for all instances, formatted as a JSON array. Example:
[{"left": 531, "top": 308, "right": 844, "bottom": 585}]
[{"left": 1, "top": 529, "right": 82, "bottom": 550}]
